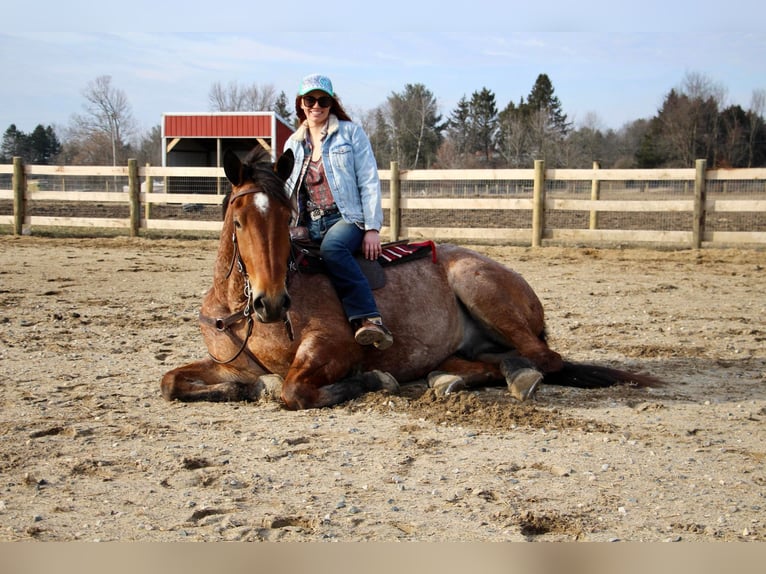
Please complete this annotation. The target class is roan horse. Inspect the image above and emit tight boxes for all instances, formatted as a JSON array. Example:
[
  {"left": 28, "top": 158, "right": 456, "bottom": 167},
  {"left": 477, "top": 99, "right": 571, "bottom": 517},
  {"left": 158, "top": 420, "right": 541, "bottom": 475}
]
[{"left": 161, "top": 147, "right": 659, "bottom": 410}]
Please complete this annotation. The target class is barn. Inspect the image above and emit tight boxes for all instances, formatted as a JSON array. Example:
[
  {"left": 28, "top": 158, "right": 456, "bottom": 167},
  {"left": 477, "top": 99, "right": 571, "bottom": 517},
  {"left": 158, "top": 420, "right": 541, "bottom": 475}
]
[{"left": 161, "top": 112, "right": 295, "bottom": 167}]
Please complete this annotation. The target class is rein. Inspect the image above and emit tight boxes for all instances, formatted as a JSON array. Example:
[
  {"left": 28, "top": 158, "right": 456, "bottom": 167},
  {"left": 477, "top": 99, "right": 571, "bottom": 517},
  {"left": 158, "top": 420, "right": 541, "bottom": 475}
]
[{"left": 201, "top": 184, "right": 294, "bottom": 366}]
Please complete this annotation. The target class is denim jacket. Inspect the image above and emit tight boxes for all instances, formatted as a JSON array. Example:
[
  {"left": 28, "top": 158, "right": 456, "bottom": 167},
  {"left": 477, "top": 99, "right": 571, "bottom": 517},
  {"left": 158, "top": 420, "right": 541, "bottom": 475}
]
[{"left": 283, "top": 114, "right": 383, "bottom": 231}]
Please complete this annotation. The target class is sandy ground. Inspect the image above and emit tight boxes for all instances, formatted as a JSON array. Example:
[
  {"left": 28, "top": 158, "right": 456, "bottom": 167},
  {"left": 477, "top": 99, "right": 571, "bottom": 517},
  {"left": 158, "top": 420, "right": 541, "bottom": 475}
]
[{"left": 0, "top": 235, "right": 764, "bottom": 542}]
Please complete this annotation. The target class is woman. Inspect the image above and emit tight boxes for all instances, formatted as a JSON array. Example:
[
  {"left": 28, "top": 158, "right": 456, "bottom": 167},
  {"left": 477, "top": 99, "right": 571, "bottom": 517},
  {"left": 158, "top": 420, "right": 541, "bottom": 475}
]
[{"left": 283, "top": 74, "right": 393, "bottom": 350}]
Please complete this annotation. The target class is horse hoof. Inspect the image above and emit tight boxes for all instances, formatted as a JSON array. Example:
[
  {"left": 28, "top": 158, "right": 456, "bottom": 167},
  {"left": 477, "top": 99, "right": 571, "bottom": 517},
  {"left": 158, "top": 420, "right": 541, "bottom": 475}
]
[
  {"left": 370, "top": 370, "right": 400, "bottom": 393},
  {"left": 255, "top": 374, "right": 284, "bottom": 401},
  {"left": 427, "top": 372, "right": 466, "bottom": 396},
  {"left": 507, "top": 368, "right": 542, "bottom": 402}
]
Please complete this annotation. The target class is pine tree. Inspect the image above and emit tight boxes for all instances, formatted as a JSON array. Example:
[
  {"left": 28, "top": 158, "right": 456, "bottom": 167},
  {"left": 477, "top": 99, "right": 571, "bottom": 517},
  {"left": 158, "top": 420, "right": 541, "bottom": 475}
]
[
  {"left": 27, "top": 125, "right": 61, "bottom": 164},
  {"left": 1, "top": 124, "right": 27, "bottom": 162},
  {"left": 523, "top": 74, "right": 571, "bottom": 165},
  {"left": 469, "top": 88, "right": 498, "bottom": 163}
]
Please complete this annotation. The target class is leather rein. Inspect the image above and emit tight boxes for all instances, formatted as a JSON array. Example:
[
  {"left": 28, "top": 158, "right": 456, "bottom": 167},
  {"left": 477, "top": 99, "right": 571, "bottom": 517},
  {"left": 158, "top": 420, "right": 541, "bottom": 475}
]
[{"left": 200, "top": 185, "right": 294, "bottom": 365}]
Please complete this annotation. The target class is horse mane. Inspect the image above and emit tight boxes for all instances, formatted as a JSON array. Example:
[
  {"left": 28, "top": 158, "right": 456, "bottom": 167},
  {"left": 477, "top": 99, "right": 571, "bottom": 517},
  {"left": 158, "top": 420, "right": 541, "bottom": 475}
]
[{"left": 221, "top": 146, "right": 291, "bottom": 219}]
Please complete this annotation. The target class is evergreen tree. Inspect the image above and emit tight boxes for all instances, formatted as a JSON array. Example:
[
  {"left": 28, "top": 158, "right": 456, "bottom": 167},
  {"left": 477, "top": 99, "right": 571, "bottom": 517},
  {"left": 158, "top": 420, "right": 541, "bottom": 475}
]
[
  {"left": 27, "top": 125, "right": 61, "bottom": 164},
  {"left": 1, "top": 124, "right": 60, "bottom": 164},
  {"left": 524, "top": 73, "right": 571, "bottom": 165},
  {"left": 369, "top": 108, "right": 392, "bottom": 168},
  {"left": 273, "top": 91, "right": 293, "bottom": 125},
  {"left": 469, "top": 88, "right": 498, "bottom": 163},
  {"left": 445, "top": 96, "right": 472, "bottom": 158},
  {"left": 1, "top": 124, "right": 28, "bottom": 162},
  {"left": 526, "top": 73, "right": 570, "bottom": 131}
]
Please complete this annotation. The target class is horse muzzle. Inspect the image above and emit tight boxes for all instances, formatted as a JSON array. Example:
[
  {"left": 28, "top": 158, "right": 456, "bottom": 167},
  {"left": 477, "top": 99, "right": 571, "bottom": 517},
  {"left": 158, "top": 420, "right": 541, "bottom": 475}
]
[{"left": 251, "top": 291, "right": 291, "bottom": 323}]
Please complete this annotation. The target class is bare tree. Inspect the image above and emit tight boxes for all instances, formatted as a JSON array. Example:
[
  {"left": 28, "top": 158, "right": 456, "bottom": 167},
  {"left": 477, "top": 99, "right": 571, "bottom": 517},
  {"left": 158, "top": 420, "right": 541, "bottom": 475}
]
[
  {"left": 65, "top": 76, "right": 136, "bottom": 166},
  {"left": 684, "top": 72, "right": 727, "bottom": 165},
  {"left": 748, "top": 89, "right": 765, "bottom": 167},
  {"left": 563, "top": 112, "right": 607, "bottom": 167},
  {"left": 385, "top": 84, "right": 442, "bottom": 169},
  {"left": 208, "top": 81, "right": 278, "bottom": 112},
  {"left": 497, "top": 102, "right": 528, "bottom": 168}
]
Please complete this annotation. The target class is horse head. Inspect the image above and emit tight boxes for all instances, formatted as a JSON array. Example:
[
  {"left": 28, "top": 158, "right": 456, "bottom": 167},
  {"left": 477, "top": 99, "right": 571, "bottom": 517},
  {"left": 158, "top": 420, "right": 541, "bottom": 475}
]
[{"left": 222, "top": 146, "right": 295, "bottom": 324}]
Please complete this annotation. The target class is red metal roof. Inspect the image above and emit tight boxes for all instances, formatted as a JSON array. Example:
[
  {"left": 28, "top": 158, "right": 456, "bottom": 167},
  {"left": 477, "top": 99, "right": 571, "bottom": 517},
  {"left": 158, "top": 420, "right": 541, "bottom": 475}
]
[{"left": 163, "top": 113, "right": 283, "bottom": 138}]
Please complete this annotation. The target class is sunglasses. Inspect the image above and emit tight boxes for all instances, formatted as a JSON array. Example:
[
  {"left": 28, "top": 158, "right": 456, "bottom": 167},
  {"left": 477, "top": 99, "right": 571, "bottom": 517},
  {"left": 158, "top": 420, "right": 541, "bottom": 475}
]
[{"left": 302, "top": 95, "right": 333, "bottom": 108}]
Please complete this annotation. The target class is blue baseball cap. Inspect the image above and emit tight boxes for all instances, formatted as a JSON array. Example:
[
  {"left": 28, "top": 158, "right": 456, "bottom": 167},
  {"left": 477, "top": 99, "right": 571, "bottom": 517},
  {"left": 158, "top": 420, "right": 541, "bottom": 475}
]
[{"left": 298, "top": 74, "right": 334, "bottom": 97}]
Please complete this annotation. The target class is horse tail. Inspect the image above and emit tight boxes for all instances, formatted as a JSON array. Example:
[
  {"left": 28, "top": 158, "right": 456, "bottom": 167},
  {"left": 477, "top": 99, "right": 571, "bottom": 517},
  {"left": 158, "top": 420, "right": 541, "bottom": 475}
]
[{"left": 543, "top": 361, "right": 663, "bottom": 389}]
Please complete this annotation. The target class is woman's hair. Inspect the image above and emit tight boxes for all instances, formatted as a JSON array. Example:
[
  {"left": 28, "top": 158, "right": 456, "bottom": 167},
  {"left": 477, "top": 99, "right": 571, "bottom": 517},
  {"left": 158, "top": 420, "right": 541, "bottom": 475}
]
[{"left": 294, "top": 94, "right": 352, "bottom": 123}]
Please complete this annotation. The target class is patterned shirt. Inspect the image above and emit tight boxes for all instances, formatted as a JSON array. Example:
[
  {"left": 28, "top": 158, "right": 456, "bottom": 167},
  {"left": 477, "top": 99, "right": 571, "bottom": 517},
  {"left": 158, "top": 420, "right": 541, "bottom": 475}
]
[{"left": 304, "top": 158, "right": 336, "bottom": 210}]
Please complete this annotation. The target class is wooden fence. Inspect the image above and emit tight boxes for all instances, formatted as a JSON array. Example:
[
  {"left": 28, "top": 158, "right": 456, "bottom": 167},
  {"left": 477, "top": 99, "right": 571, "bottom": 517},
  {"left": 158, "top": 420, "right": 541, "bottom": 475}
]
[{"left": 2, "top": 157, "right": 766, "bottom": 248}]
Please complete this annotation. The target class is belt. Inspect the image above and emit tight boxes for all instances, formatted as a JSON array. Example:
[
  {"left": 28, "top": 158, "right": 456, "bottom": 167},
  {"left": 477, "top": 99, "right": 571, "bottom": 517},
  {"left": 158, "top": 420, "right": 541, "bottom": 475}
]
[{"left": 308, "top": 206, "right": 339, "bottom": 221}]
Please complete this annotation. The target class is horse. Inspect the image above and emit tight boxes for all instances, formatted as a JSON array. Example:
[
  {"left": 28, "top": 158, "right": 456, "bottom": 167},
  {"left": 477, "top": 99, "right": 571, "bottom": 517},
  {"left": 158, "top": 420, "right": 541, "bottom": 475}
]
[{"left": 161, "top": 146, "right": 660, "bottom": 410}]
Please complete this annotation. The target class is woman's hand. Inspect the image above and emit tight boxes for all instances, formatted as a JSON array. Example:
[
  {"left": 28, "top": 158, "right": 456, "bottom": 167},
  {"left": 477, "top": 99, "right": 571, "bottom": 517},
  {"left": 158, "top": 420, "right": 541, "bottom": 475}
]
[{"left": 362, "top": 229, "right": 382, "bottom": 260}]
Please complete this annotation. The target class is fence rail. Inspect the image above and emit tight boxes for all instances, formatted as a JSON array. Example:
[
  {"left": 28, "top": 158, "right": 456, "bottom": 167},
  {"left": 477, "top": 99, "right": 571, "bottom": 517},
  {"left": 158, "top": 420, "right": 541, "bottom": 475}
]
[{"left": 2, "top": 157, "right": 766, "bottom": 248}]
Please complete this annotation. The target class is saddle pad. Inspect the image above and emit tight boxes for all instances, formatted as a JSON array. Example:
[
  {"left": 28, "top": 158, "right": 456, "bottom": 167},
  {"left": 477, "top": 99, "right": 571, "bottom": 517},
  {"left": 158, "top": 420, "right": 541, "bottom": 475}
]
[{"left": 378, "top": 240, "right": 437, "bottom": 265}]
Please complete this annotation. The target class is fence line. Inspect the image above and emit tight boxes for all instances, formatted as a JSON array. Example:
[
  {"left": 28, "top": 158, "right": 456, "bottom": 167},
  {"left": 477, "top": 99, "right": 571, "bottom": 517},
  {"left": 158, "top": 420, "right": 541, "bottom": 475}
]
[{"left": 2, "top": 157, "right": 766, "bottom": 248}]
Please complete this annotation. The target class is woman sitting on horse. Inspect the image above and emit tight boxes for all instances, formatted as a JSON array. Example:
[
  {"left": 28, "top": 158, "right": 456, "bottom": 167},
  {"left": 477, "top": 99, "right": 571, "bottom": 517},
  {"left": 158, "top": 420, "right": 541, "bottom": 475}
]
[{"left": 283, "top": 73, "right": 393, "bottom": 351}]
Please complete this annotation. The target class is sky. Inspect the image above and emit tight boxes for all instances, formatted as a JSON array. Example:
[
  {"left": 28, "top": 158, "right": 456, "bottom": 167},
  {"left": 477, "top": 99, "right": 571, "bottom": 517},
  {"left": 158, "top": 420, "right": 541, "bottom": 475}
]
[{"left": 2, "top": 1, "right": 765, "bottom": 138}]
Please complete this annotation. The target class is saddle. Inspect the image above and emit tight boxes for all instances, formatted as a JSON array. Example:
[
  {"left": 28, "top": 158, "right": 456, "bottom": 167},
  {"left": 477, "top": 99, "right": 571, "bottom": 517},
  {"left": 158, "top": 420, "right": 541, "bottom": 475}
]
[{"left": 290, "top": 239, "right": 436, "bottom": 290}]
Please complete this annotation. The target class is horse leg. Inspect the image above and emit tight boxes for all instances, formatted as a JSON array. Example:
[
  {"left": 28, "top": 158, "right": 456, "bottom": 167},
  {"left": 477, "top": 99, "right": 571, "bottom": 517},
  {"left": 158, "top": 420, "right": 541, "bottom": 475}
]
[
  {"left": 441, "top": 247, "right": 564, "bottom": 373},
  {"left": 281, "top": 368, "right": 399, "bottom": 410},
  {"left": 428, "top": 356, "right": 502, "bottom": 394},
  {"left": 279, "top": 342, "right": 398, "bottom": 409},
  {"left": 428, "top": 354, "right": 543, "bottom": 402},
  {"left": 161, "top": 358, "right": 282, "bottom": 403}
]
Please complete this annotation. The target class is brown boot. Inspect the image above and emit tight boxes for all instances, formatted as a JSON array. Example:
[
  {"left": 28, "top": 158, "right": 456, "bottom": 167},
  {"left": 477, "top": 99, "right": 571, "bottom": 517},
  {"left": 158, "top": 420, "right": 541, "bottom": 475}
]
[{"left": 353, "top": 316, "right": 393, "bottom": 350}]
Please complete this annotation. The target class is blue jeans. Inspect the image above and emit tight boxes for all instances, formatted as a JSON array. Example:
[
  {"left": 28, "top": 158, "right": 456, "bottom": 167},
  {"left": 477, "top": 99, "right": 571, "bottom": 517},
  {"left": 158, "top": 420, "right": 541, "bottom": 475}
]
[{"left": 307, "top": 213, "right": 380, "bottom": 322}]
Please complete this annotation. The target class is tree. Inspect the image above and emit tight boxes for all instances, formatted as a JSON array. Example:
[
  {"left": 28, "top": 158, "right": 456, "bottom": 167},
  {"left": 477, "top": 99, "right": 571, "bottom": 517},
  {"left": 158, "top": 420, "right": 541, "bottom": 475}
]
[
  {"left": 273, "top": 91, "right": 293, "bottom": 125},
  {"left": 493, "top": 74, "right": 572, "bottom": 168},
  {"left": 524, "top": 74, "right": 572, "bottom": 165},
  {"left": 565, "top": 112, "right": 607, "bottom": 167},
  {"left": 366, "top": 108, "right": 392, "bottom": 168},
  {"left": 27, "top": 125, "right": 61, "bottom": 164},
  {"left": 135, "top": 125, "right": 162, "bottom": 167},
  {"left": 497, "top": 99, "right": 529, "bottom": 168},
  {"left": 1, "top": 124, "right": 28, "bottom": 162},
  {"left": 67, "top": 75, "right": 136, "bottom": 165},
  {"left": 1, "top": 124, "right": 60, "bottom": 164},
  {"left": 442, "top": 96, "right": 472, "bottom": 162},
  {"left": 611, "top": 119, "right": 650, "bottom": 168},
  {"left": 644, "top": 72, "right": 726, "bottom": 167},
  {"left": 208, "top": 81, "right": 278, "bottom": 112},
  {"left": 747, "top": 89, "right": 766, "bottom": 167},
  {"left": 469, "top": 88, "right": 499, "bottom": 164},
  {"left": 386, "top": 84, "right": 443, "bottom": 169}
]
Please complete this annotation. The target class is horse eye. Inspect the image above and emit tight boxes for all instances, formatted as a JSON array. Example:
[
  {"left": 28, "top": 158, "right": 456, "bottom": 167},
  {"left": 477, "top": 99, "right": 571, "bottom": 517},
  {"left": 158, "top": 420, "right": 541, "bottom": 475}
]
[{"left": 233, "top": 218, "right": 242, "bottom": 229}]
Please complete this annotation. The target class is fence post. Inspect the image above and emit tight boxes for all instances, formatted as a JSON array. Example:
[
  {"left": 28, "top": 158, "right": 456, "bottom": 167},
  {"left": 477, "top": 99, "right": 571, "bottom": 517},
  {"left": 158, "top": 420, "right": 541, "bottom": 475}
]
[
  {"left": 389, "top": 161, "right": 400, "bottom": 242},
  {"left": 12, "top": 156, "right": 25, "bottom": 236},
  {"left": 692, "top": 158, "right": 707, "bottom": 248},
  {"left": 144, "top": 163, "right": 153, "bottom": 221},
  {"left": 589, "top": 160, "right": 601, "bottom": 230},
  {"left": 128, "top": 159, "right": 140, "bottom": 237},
  {"left": 532, "top": 159, "right": 545, "bottom": 247}
]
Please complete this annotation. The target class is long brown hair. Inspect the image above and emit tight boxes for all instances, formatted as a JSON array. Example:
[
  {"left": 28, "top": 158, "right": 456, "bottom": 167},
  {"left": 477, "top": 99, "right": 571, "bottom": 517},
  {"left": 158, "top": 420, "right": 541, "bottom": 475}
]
[{"left": 294, "top": 94, "right": 352, "bottom": 123}]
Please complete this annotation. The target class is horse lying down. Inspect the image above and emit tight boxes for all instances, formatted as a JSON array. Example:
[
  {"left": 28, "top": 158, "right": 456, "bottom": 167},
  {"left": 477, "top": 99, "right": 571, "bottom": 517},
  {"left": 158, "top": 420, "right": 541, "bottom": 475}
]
[{"left": 161, "top": 147, "right": 661, "bottom": 410}]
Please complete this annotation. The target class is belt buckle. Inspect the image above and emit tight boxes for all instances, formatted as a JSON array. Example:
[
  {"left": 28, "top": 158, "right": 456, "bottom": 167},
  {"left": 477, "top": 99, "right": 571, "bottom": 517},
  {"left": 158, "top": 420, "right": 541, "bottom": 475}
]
[{"left": 310, "top": 208, "right": 322, "bottom": 221}]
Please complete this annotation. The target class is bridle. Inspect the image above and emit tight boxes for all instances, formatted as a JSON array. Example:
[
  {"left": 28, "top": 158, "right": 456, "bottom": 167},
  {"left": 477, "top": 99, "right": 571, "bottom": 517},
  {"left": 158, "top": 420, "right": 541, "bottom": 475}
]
[{"left": 200, "top": 184, "right": 294, "bottom": 365}]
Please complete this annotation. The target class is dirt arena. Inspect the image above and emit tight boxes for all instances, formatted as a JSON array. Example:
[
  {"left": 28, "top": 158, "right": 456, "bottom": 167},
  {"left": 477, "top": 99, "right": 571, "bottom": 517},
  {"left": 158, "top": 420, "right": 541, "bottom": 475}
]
[{"left": 0, "top": 235, "right": 764, "bottom": 542}]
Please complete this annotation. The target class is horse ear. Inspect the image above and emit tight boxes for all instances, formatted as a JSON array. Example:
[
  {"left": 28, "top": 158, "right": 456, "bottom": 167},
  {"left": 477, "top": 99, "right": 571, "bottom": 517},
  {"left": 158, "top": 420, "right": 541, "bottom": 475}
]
[
  {"left": 223, "top": 149, "right": 243, "bottom": 186},
  {"left": 275, "top": 149, "right": 295, "bottom": 181}
]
